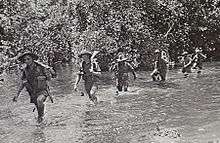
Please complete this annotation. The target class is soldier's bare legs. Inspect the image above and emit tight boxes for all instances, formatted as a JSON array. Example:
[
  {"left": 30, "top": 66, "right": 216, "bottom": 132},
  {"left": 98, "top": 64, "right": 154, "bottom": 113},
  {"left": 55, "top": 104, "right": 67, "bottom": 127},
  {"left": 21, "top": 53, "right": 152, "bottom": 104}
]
[
  {"left": 151, "top": 71, "right": 160, "bottom": 81},
  {"left": 36, "top": 94, "right": 47, "bottom": 123},
  {"left": 160, "top": 71, "right": 167, "bottom": 82},
  {"left": 116, "top": 78, "right": 123, "bottom": 92},
  {"left": 197, "top": 64, "right": 202, "bottom": 74},
  {"left": 123, "top": 79, "right": 129, "bottom": 92},
  {"left": 85, "top": 81, "right": 98, "bottom": 103},
  {"left": 90, "top": 84, "right": 98, "bottom": 103}
]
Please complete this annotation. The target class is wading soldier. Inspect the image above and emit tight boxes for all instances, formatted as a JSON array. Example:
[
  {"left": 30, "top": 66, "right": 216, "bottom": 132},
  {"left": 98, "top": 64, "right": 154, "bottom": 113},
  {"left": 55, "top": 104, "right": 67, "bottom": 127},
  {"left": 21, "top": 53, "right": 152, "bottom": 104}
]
[
  {"left": 181, "top": 51, "right": 192, "bottom": 77},
  {"left": 13, "top": 52, "right": 52, "bottom": 123},
  {"left": 191, "top": 48, "right": 207, "bottom": 74},
  {"left": 110, "top": 52, "right": 136, "bottom": 93},
  {"left": 151, "top": 49, "right": 168, "bottom": 82},
  {"left": 74, "top": 51, "right": 101, "bottom": 104}
]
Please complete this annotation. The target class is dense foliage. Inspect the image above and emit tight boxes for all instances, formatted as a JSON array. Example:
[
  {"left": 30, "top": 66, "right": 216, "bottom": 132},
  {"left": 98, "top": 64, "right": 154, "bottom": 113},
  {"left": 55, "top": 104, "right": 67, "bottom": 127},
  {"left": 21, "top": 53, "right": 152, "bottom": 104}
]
[{"left": 0, "top": 0, "right": 220, "bottom": 70}]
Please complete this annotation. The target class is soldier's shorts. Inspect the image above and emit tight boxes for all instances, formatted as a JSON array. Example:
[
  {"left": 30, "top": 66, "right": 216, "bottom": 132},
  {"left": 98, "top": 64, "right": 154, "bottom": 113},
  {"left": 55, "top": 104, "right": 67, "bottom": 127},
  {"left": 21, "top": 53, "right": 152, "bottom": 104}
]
[
  {"left": 182, "top": 67, "right": 192, "bottom": 73},
  {"left": 29, "top": 90, "right": 49, "bottom": 104},
  {"left": 84, "top": 80, "right": 98, "bottom": 96},
  {"left": 116, "top": 73, "right": 129, "bottom": 91},
  {"left": 159, "top": 70, "right": 167, "bottom": 81}
]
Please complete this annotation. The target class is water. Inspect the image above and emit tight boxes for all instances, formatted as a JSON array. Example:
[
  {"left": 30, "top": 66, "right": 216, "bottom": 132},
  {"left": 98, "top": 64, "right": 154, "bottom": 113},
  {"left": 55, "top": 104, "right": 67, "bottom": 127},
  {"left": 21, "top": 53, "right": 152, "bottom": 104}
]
[{"left": 0, "top": 62, "right": 220, "bottom": 143}]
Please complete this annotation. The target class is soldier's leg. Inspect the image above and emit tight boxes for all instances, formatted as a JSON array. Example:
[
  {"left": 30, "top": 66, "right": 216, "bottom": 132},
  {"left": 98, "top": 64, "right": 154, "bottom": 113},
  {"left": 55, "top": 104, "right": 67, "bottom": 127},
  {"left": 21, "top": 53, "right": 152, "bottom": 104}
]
[
  {"left": 123, "top": 75, "right": 129, "bottom": 92},
  {"left": 85, "top": 81, "right": 97, "bottom": 102},
  {"left": 116, "top": 77, "right": 123, "bottom": 92},
  {"left": 85, "top": 81, "right": 92, "bottom": 99},
  {"left": 90, "top": 83, "right": 98, "bottom": 103},
  {"left": 160, "top": 70, "right": 167, "bottom": 81},
  {"left": 197, "top": 63, "right": 202, "bottom": 74},
  {"left": 183, "top": 67, "right": 191, "bottom": 78},
  {"left": 124, "top": 81, "right": 128, "bottom": 91},
  {"left": 151, "top": 70, "right": 158, "bottom": 81},
  {"left": 78, "top": 79, "right": 85, "bottom": 96},
  {"left": 36, "top": 94, "right": 47, "bottom": 122},
  {"left": 151, "top": 74, "right": 156, "bottom": 81}
]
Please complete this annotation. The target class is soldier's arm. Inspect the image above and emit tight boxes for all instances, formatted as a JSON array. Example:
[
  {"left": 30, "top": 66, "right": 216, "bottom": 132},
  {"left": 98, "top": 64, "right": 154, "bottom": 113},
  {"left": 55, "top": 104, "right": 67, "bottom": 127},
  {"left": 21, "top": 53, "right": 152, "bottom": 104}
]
[
  {"left": 74, "top": 71, "right": 82, "bottom": 91},
  {"left": 131, "top": 70, "right": 137, "bottom": 80},
  {"left": 183, "top": 56, "right": 194, "bottom": 68},
  {"left": 75, "top": 73, "right": 81, "bottom": 85},
  {"left": 184, "top": 61, "right": 192, "bottom": 69},
  {"left": 191, "top": 54, "right": 198, "bottom": 63},
  {"left": 127, "top": 62, "right": 137, "bottom": 80},
  {"left": 154, "top": 61, "right": 159, "bottom": 70},
  {"left": 92, "top": 71, "right": 101, "bottom": 76},
  {"left": 200, "top": 53, "right": 207, "bottom": 59},
  {"left": 90, "top": 63, "right": 101, "bottom": 76}
]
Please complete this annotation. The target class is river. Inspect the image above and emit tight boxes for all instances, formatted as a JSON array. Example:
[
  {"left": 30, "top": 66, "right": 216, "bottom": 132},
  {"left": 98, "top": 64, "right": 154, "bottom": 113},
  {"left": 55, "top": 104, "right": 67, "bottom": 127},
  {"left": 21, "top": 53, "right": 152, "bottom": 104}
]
[{"left": 0, "top": 62, "right": 220, "bottom": 143}]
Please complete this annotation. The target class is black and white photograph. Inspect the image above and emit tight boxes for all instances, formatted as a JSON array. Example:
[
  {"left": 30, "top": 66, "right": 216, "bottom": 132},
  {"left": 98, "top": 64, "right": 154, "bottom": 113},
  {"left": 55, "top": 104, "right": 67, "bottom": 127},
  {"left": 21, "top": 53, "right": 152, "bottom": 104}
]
[{"left": 0, "top": 0, "right": 220, "bottom": 142}]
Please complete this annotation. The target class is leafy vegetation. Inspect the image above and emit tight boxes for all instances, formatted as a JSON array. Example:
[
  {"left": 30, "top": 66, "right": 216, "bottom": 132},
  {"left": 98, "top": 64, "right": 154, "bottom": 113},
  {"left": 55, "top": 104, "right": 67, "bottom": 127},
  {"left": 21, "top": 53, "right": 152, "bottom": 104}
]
[{"left": 0, "top": 0, "right": 220, "bottom": 70}]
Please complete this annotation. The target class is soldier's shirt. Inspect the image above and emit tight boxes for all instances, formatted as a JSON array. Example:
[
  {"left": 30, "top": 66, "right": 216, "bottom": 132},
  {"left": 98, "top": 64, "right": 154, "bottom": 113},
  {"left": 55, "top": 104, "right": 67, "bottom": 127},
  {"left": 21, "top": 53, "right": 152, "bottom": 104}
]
[
  {"left": 183, "top": 56, "right": 191, "bottom": 66},
  {"left": 112, "top": 61, "right": 133, "bottom": 74},
  {"left": 21, "top": 63, "right": 50, "bottom": 94},
  {"left": 80, "top": 61, "right": 101, "bottom": 82},
  {"left": 155, "top": 58, "right": 168, "bottom": 72}
]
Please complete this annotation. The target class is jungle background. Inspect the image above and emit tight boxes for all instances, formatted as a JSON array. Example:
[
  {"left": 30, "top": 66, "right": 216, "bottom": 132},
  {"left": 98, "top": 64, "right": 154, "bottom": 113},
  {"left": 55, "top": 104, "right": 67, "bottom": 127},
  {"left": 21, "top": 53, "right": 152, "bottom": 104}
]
[{"left": 0, "top": 0, "right": 220, "bottom": 71}]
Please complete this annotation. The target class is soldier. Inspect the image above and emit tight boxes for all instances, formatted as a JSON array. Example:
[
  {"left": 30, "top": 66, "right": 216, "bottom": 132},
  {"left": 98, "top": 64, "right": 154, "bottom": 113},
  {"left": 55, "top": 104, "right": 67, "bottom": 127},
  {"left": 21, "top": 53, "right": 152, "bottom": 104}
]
[
  {"left": 181, "top": 51, "right": 192, "bottom": 78},
  {"left": 74, "top": 50, "right": 101, "bottom": 104},
  {"left": 13, "top": 52, "right": 53, "bottom": 123},
  {"left": 191, "top": 48, "right": 207, "bottom": 73},
  {"left": 110, "top": 52, "right": 136, "bottom": 93},
  {"left": 151, "top": 49, "right": 168, "bottom": 82}
]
